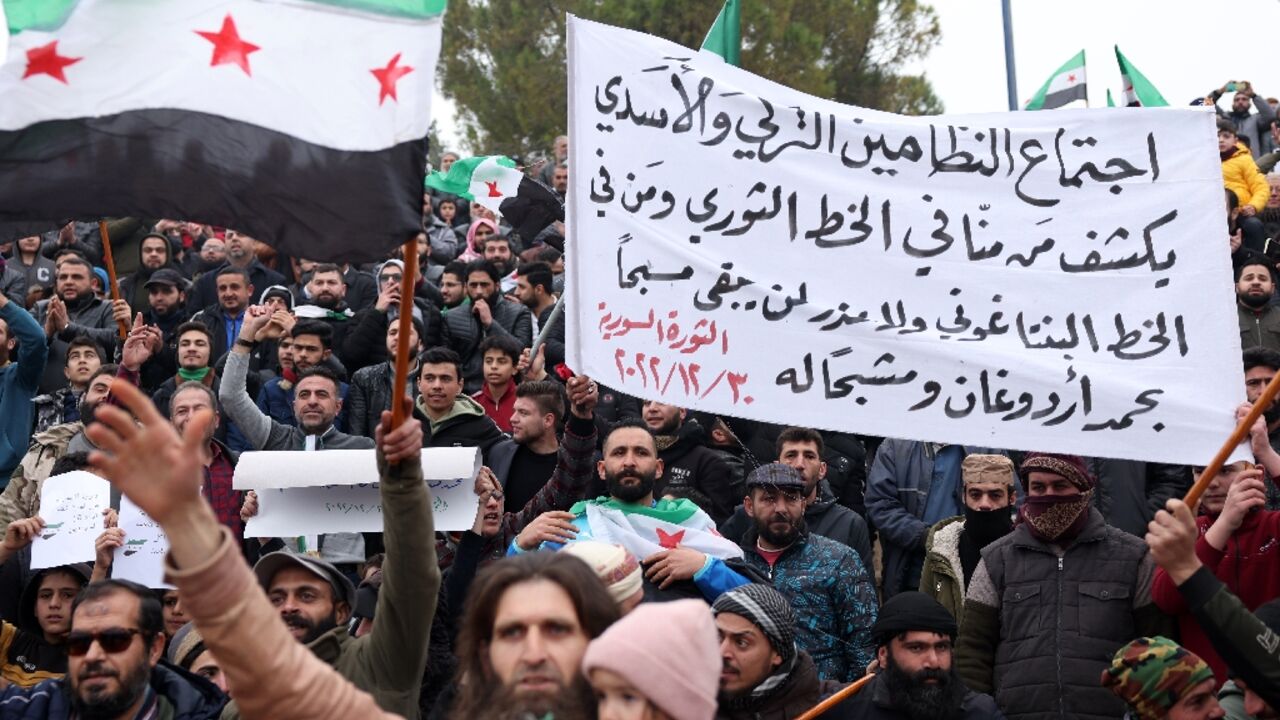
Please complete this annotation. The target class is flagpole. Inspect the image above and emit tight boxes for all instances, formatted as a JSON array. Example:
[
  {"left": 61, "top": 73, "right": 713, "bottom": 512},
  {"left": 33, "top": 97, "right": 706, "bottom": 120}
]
[
  {"left": 1184, "top": 370, "right": 1280, "bottom": 509},
  {"left": 389, "top": 238, "right": 418, "bottom": 430},
  {"left": 794, "top": 674, "right": 874, "bottom": 720},
  {"left": 97, "top": 221, "right": 128, "bottom": 340},
  {"left": 1001, "top": 0, "right": 1018, "bottom": 111}
]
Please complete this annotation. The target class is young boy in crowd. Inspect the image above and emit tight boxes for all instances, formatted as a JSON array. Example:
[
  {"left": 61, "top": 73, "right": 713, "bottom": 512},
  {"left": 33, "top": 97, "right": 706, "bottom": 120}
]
[{"left": 471, "top": 335, "right": 523, "bottom": 433}]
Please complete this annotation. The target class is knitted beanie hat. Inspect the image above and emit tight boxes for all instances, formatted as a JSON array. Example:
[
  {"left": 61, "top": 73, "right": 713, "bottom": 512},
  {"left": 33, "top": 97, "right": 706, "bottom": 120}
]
[
  {"left": 712, "top": 583, "right": 797, "bottom": 665},
  {"left": 562, "top": 541, "right": 643, "bottom": 606},
  {"left": 1101, "top": 636, "right": 1214, "bottom": 720},
  {"left": 582, "top": 599, "right": 720, "bottom": 720}
]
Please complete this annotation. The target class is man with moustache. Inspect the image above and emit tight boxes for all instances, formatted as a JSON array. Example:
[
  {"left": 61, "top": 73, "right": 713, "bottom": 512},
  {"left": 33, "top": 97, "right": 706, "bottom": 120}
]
[
  {"left": 443, "top": 260, "right": 531, "bottom": 393},
  {"left": 1237, "top": 254, "right": 1280, "bottom": 351},
  {"left": 0, "top": 579, "right": 226, "bottom": 718},
  {"left": 735, "top": 463, "right": 877, "bottom": 682},
  {"left": 839, "top": 592, "right": 1003, "bottom": 720}
]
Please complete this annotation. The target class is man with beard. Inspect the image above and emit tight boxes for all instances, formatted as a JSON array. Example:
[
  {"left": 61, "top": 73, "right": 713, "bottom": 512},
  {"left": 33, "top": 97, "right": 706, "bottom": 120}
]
[
  {"left": 1237, "top": 255, "right": 1280, "bottom": 351},
  {"left": 449, "top": 551, "right": 619, "bottom": 720},
  {"left": 0, "top": 364, "right": 114, "bottom": 525},
  {"left": 137, "top": 269, "right": 192, "bottom": 392},
  {"left": 919, "top": 455, "right": 1017, "bottom": 625},
  {"left": 1243, "top": 346, "right": 1280, "bottom": 509},
  {"left": 736, "top": 463, "right": 876, "bottom": 682},
  {"left": 0, "top": 579, "right": 226, "bottom": 718},
  {"left": 511, "top": 419, "right": 750, "bottom": 603},
  {"left": 955, "top": 453, "right": 1170, "bottom": 720},
  {"left": 150, "top": 323, "right": 219, "bottom": 420},
  {"left": 641, "top": 400, "right": 736, "bottom": 524},
  {"left": 720, "top": 427, "right": 874, "bottom": 582},
  {"left": 117, "top": 233, "right": 182, "bottom": 314},
  {"left": 489, "top": 380, "right": 565, "bottom": 512},
  {"left": 34, "top": 255, "right": 124, "bottom": 394},
  {"left": 256, "top": 321, "right": 351, "bottom": 432},
  {"left": 169, "top": 382, "right": 243, "bottom": 541},
  {"left": 712, "top": 583, "right": 845, "bottom": 720},
  {"left": 514, "top": 262, "right": 563, "bottom": 370},
  {"left": 841, "top": 592, "right": 1003, "bottom": 720},
  {"left": 444, "top": 260, "right": 531, "bottom": 393},
  {"left": 294, "top": 264, "right": 358, "bottom": 369}
]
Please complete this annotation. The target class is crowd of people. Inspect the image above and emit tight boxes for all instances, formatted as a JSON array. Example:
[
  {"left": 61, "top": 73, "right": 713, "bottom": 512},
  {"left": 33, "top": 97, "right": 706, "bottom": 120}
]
[{"left": 0, "top": 104, "right": 1274, "bottom": 720}]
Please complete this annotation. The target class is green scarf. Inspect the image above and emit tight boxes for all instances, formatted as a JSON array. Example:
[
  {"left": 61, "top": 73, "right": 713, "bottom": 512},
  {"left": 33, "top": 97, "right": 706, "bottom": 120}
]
[
  {"left": 177, "top": 367, "right": 212, "bottom": 383},
  {"left": 568, "top": 496, "right": 700, "bottom": 525},
  {"left": 325, "top": 310, "right": 350, "bottom": 321}
]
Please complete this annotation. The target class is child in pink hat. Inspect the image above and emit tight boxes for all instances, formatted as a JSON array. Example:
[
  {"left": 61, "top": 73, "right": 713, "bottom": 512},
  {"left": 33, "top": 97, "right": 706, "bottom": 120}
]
[{"left": 582, "top": 599, "right": 720, "bottom": 720}]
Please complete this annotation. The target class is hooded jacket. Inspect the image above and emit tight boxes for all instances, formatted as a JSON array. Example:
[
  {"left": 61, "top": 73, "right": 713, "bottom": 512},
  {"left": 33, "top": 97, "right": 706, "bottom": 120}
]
[
  {"left": 737, "top": 526, "right": 878, "bottom": 683},
  {"left": 0, "top": 564, "right": 89, "bottom": 688},
  {"left": 919, "top": 515, "right": 968, "bottom": 624},
  {"left": 0, "top": 662, "right": 227, "bottom": 720},
  {"left": 117, "top": 234, "right": 182, "bottom": 313},
  {"left": 656, "top": 421, "right": 736, "bottom": 525},
  {"left": 412, "top": 395, "right": 505, "bottom": 460},
  {"left": 1222, "top": 142, "right": 1270, "bottom": 213}
]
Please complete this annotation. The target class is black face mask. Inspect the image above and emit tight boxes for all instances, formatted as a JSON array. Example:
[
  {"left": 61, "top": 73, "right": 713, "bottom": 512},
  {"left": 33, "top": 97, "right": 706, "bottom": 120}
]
[{"left": 963, "top": 505, "right": 1013, "bottom": 549}]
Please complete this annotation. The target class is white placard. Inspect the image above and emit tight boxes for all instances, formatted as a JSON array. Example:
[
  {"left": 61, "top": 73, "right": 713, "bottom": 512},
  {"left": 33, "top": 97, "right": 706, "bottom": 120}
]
[
  {"left": 30, "top": 472, "right": 110, "bottom": 570},
  {"left": 112, "top": 497, "right": 170, "bottom": 589},
  {"left": 232, "top": 447, "right": 481, "bottom": 490},
  {"left": 243, "top": 476, "right": 476, "bottom": 536},
  {"left": 565, "top": 16, "right": 1245, "bottom": 465},
  {"left": 235, "top": 448, "right": 481, "bottom": 536}
]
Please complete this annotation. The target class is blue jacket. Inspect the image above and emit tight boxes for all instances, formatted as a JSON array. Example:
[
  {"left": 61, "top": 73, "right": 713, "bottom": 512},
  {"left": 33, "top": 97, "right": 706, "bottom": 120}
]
[
  {"left": 0, "top": 303, "right": 46, "bottom": 485},
  {"left": 866, "top": 440, "right": 1006, "bottom": 599},
  {"left": 0, "top": 662, "right": 226, "bottom": 719},
  {"left": 739, "top": 528, "right": 878, "bottom": 683}
]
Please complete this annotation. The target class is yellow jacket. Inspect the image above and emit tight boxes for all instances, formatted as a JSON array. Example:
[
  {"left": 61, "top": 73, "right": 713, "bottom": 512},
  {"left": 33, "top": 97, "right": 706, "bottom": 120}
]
[{"left": 1223, "top": 142, "right": 1271, "bottom": 212}]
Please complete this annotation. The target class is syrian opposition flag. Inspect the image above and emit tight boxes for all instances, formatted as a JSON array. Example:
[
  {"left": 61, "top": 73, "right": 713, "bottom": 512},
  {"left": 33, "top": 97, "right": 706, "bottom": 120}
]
[
  {"left": 1115, "top": 45, "right": 1168, "bottom": 108},
  {"left": 0, "top": 0, "right": 443, "bottom": 262},
  {"left": 576, "top": 497, "right": 745, "bottom": 561},
  {"left": 1024, "top": 50, "right": 1087, "bottom": 111},
  {"left": 426, "top": 155, "right": 564, "bottom": 242}
]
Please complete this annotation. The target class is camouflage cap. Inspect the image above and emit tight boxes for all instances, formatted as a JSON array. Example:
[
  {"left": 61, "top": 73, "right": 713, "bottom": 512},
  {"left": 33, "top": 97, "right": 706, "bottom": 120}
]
[
  {"left": 1101, "top": 636, "right": 1214, "bottom": 720},
  {"left": 961, "top": 454, "right": 1015, "bottom": 486}
]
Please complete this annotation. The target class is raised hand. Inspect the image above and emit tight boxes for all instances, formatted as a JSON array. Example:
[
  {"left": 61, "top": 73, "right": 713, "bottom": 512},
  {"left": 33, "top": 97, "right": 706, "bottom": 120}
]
[
  {"left": 0, "top": 517, "right": 46, "bottom": 566},
  {"left": 566, "top": 374, "right": 598, "bottom": 419},
  {"left": 1146, "top": 499, "right": 1202, "bottom": 584},
  {"left": 85, "top": 379, "right": 213, "bottom": 527}
]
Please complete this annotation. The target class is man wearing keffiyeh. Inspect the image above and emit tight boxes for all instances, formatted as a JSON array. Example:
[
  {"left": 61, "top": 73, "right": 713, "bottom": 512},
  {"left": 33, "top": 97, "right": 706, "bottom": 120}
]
[{"left": 711, "top": 583, "right": 845, "bottom": 719}]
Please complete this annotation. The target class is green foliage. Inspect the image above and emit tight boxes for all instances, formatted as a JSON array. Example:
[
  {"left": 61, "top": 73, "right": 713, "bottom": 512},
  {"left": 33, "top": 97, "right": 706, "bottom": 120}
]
[{"left": 438, "top": 0, "right": 943, "bottom": 157}]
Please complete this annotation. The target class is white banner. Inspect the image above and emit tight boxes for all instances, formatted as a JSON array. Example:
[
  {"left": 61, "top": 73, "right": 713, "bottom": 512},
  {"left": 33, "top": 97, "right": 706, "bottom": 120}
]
[
  {"left": 235, "top": 448, "right": 482, "bottom": 535},
  {"left": 565, "top": 17, "right": 1245, "bottom": 465}
]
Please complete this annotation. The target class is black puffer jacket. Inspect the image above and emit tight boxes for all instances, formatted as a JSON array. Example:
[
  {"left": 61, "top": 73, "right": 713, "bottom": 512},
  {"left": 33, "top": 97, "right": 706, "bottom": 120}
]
[
  {"left": 348, "top": 361, "right": 420, "bottom": 438},
  {"left": 656, "top": 421, "right": 735, "bottom": 525}
]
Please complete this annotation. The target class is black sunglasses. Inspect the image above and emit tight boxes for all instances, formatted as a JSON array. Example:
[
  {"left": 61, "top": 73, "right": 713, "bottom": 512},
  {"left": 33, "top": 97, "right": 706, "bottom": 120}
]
[
  {"left": 66, "top": 628, "right": 145, "bottom": 656},
  {"left": 379, "top": 274, "right": 403, "bottom": 284}
]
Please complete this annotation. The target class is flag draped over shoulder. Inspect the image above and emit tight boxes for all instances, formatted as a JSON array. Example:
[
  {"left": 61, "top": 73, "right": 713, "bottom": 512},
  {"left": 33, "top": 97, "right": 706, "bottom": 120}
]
[
  {"left": 572, "top": 497, "right": 745, "bottom": 561},
  {"left": 0, "top": 0, "right": 444, "bottom": 262},
  {"left": 425, "top": 155, "right": 564, "bottom": 242},
  {"left": 1024, "top": 50, "right": 1086, "bottom": 111},
  {"left": 700, "top": 0, "right": 740, "bottom": 67},
  {"left": 1115, "top": 45, "right": 1168, "bottom": 107}
]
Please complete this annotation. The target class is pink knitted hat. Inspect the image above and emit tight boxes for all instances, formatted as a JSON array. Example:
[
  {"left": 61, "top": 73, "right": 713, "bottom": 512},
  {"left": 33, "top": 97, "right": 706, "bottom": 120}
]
[{"left": 581, "top": 599, "right": 720, "bottom": 720}]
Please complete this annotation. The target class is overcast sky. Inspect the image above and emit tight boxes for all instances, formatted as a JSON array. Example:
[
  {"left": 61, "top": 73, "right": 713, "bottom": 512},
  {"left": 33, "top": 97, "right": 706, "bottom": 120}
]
[{"left": 433, "top": 0, "right": 1280, "bottom": 150}]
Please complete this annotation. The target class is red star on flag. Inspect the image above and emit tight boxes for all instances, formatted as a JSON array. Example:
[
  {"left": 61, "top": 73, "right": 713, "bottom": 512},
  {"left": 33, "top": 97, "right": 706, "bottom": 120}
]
[
  {"left": 1067, "top": 73, "right": 1077, "bottom": 83},
  {"left": 371, "top": 53, "right": 414, "bottom": 106},
  {"left": 196, "top": 14, "right": 260, "bottom": 76},
  {"left": 23, "top": 41, "right": 82, "bottom": 84},
  {"left": 656, "top": 528, "right": 685, "bottom": 549}
]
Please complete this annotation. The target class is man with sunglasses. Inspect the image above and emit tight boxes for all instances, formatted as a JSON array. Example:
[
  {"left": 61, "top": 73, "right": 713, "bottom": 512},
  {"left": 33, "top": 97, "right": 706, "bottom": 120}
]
[
  {"left": 338, "top": 260, "right": 441, "bottom": 376},
  {"left": 735, "top": 463, "right": 878, "bottom": 684},
  {"left": 0, "top": 578, "right": 225, "bottom": 718}
]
